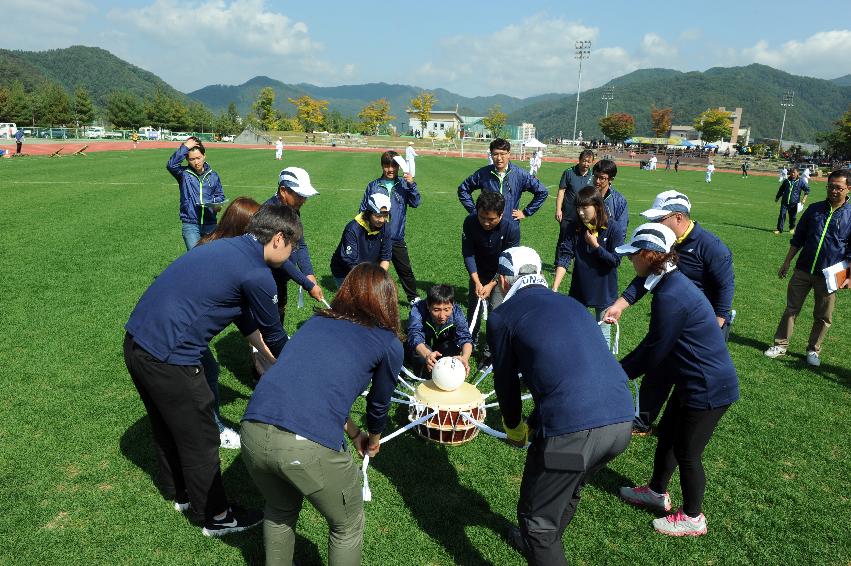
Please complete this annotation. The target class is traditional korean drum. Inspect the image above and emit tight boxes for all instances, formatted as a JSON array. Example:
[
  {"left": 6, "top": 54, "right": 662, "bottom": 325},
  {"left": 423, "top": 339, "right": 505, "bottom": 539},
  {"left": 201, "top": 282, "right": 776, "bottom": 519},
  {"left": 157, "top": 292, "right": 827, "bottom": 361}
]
[{"left": 408, "top": 380, "right": 486, "bottom": 445}]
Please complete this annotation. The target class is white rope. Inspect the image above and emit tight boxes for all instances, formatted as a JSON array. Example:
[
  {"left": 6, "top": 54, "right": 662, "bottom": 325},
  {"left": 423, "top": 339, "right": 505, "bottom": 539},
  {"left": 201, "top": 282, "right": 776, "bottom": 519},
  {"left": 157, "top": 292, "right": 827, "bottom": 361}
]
[
  {"left": 598, "top": 320, "right": 620, "bottom": 355},
  {"left": 460, "top": 412, "right": 507, "bottom": 439},
  {"left": 321, "top": 298, "right": 331, "bottom": 309},
  {"left": 401, "top": 365, "right": 426, "bottom": 382},
  {"left": 473, "top": 365, "right": 493, "bottom": 387},
  {"left": 482, "top": 389, "right": 496, "bottom": 400},
  {"left": 396, "top": 374, "right": 417, "bottom": 392},
  {"left": 297, "top": 286, "right": 304, "bottom": 308},
  {"left": 390, "top": 397, "right": 412, "bottom": 405},
  {"left": 483, "top": 393, "right": 531, "bottom": 409},
  {"left": 393, "top": 388, "right": 413, "bottom": 399},
  {"left": 362, "top": 411, "right": 436, "bottom": 502},
  {"left": 631, "top": 380, "right": 641, "bottom": 418},
  {"left": 468, "top": 297, "right": 483, "bottom": 332}
]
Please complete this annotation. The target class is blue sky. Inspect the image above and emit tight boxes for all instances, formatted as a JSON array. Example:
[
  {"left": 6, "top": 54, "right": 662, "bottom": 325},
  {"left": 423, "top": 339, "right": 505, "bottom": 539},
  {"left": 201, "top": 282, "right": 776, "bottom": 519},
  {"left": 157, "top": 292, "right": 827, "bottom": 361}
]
[{"left": 6, "top": 1, "right": 851, "bottom": 97}]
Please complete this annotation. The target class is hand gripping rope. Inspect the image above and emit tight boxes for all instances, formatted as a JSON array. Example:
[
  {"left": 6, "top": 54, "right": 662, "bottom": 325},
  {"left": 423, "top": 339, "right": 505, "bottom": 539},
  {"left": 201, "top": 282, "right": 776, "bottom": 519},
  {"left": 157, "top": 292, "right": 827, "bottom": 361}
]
[
  {"left": 467, "top": 296, "right": 488, "bottom": 335},
  {"left": 599, "top": 319, "right": 639, "bottom": 418}
]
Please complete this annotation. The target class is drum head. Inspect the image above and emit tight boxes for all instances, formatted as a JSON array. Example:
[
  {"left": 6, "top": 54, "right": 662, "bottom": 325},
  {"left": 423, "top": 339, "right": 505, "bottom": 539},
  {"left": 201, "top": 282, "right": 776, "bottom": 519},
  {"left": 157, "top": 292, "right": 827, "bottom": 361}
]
[{"left": 414, "top": 381, "right": 484, "bottom": 411}]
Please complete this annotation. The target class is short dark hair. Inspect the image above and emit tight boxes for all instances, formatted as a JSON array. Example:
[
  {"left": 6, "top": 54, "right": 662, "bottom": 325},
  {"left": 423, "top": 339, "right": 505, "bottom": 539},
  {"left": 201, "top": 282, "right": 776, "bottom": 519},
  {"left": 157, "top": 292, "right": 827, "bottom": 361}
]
[
  {"left": 789, "top": 166, "right": 799, "bottom": 174},
  {"left": 578, "top": 149, "right": 594, "bottom": 161},
  {"left": 575, "top": 186, "right": 608, "bottom": 230},
  {"left": 828, "top": 169, "right": 851, "bottom": 185},
  {"left": 489, "top": 138, "right": 510, "bottom": 153},
  {"left": 187, "top": 138, "right": 206, "bottom": 155},
  {"left": 246, "top": 203, "right": 303, "bottom": 245},
  {"left": 476, "top": 191, "right": 505, "bottom": 214},
  {"left": 426, "top": 284, "right": 455, "bottom": 307},
  {"left": 592, "top": 159, "right": 618, "bottom": 180},
  {"left": 381, "top": 150, "right": 399, "bottom": 168},
  {"left": 319, "top": 263, "right": 402, "bottom": 338}
]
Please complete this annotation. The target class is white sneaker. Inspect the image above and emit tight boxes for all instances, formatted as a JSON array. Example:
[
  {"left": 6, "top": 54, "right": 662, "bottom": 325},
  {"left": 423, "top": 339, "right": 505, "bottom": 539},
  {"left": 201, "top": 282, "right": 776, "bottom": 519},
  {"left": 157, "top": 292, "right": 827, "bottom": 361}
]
[
  {"left": 764, "top": 345, "right": 787, "bottom": 359},
  {"left": 652, "top": 509, "right": 707, "bottom": 537},
  {"left": 220, "top": 427, "right": 241, "bottom": 450},
  {"left": 806, "top": 351, "right": 821, "bottom": 367}
]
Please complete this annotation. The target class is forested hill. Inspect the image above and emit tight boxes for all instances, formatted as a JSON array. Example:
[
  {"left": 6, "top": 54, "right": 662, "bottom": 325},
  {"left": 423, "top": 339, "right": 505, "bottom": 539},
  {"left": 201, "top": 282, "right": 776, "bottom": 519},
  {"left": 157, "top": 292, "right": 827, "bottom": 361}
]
[
  {"left": 0, "top": 46, "right": 185, "bottom": 106},
  {"left": 509, "top": 65, "right": 851, "bottom": 143}
]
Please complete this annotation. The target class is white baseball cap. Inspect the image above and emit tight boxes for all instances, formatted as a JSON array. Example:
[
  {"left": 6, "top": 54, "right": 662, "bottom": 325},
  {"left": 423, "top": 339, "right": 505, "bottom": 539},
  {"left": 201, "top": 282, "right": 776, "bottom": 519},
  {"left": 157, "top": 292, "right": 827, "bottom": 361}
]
[
  {"left": 497, "top": 246, "right": 542, "bottom": 277},
  {"left": 366, "top": 192, "right": 392, "bottom": 214},
  {"left": 641, "top": 190, "right": 691, "bottom": 220},
  {"left": 616, "top": 223, "right": 677, "bottom": 255},
  {"left": 278, "top": 167, "right": 318, "bottom": 197}
]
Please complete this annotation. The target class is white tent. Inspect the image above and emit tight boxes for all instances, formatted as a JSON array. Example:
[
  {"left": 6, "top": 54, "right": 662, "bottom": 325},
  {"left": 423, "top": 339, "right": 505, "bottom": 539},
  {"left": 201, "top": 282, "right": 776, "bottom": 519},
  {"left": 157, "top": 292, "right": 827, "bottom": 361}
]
[{"left": 521, "top": 137, "right": 546, "bottom": 159}]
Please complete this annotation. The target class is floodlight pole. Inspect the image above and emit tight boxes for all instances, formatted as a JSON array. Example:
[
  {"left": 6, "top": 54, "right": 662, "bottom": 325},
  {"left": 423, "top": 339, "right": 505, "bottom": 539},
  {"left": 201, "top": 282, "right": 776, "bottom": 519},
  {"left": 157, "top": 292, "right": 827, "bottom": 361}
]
[
  {"left": 602, "top": 86, "right": 614, "bottom": 117},
  {"left": 778, "top": 90, "right": 794, "bottom": 155},
  {"left": 572, "top": 40, "right": 591, "bottom": 142}
]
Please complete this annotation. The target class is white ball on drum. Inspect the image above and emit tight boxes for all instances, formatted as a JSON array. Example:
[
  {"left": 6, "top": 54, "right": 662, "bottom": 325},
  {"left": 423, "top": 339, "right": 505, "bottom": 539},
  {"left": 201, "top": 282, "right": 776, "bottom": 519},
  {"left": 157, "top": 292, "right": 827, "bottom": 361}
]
[{"left": 431, "top": 357, "right": 466, "bottom": 391}]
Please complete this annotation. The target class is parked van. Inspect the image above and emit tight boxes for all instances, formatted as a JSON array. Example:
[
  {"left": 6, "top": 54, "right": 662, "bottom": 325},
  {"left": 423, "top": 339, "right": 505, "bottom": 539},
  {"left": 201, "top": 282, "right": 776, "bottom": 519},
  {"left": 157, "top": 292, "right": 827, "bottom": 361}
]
[
  {"left": 0, "top": 123, "right": 17, "bottom": 139},
  {"left": 85, "top": 126, "right": 105, "bottom": 138},
  {"left": 138, "top": 126, "right": 160, "bottom": 140}
]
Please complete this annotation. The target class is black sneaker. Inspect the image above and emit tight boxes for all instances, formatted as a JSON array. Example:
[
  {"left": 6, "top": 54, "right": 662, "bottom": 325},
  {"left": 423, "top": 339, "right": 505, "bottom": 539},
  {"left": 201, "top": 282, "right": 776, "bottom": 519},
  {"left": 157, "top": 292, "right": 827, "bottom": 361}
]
[
  {"left": 506, "top": 526, "right": 530, "bottom": 557},
  {"left": 202, "top": 506, "right": 263, "bottom": 537}
]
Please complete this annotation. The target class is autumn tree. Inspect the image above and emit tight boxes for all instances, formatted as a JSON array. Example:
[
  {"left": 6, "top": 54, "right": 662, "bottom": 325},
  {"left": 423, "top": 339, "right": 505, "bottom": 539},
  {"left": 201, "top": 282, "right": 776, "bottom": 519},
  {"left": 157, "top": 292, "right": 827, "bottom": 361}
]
[
  {"left": 483, "top": 104, "right": 508, "bottom": 139},
  {"left": 288, "top": 95, "right": 328, "bottom": 132},
  {"left": 358, "top": 98, "right": 395, "bottom": 135},
  {"left": 599, "top": 112, "right": 635, "bottom": 143},
  {"left": 650, "top": 106, "right": 673, "bottom": 138},
  {"left": 693, "top": 108, "right": 733, "bottom": 142},
  {"left": 410, "top": 92, "right": 436, "bottom": 134},
  {"left": 250, "top": 87, "right": 280, "bottom": 131}
]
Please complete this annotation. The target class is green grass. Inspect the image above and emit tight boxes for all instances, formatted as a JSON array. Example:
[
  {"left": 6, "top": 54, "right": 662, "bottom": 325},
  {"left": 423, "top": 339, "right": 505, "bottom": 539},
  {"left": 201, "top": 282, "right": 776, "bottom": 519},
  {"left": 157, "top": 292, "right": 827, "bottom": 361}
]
[{"left": 1, "top": 148, "right": 849, "bottom": 565}]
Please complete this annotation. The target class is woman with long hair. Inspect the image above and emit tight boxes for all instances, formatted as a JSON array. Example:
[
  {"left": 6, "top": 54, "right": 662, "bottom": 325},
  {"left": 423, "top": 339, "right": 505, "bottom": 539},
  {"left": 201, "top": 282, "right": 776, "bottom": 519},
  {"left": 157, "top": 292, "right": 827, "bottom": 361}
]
[
  {"left": 241, "top": 263, "right": 403, "bottom": 565},
  {"left": 613, "top": 223, "right": 739, "bottom": 537}
]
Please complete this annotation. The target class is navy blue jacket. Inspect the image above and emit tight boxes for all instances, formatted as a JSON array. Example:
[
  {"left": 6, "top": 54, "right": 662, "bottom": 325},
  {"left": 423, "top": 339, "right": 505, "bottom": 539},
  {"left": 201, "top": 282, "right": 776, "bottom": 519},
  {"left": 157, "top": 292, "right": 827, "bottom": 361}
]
[
  {"left": 488, "top": 285, "right": 635, "bottom": 437},
  {"left": 558, "top": 164, "right": 593, "bottom": 221},
  {"left": 620, "top": 271, "right": 740, "bottom": 410},
  {"left": 14, "top": 130, "right": 23, "bottom": 142},
  {"left": 166, "top": 145, "right": 225, "bottom": 225},
  {"left": 791, "top": 199, "right": 851, "bottom": 274},
  {"left": 602, "top": 187, "right": 629, "bottom": 244},
  {"left": 243, "top": 315, "right": 403, "bottom": 451},
  {"left": 458, "top": 163, "right": 548, "bottom": 219},
  {"left": 330, "top": 216, "right": 394, "bottom": 278},
  {"left": 556, "top": 224, "right": 623, "bottom": 308},
  {"left": 622, "top": 222, "right": 735, "bottom": 321},
  {"left": 264, "top": 195, "right": 316, "bottom": 291},
  {"left": 125, "top": 234, "right": 287, "bottom": 365},
  {"left": 406, "top": 302, "right": 473, "bottom": 353},
  {"left": 461, "top": 213, "right": 521, "bottom": 283},
  {"left": 359, "top": 177, "right": 421, "bottom": 241},
  {"left": 775, "top": 177, "right": 810, "bottom": 206}
]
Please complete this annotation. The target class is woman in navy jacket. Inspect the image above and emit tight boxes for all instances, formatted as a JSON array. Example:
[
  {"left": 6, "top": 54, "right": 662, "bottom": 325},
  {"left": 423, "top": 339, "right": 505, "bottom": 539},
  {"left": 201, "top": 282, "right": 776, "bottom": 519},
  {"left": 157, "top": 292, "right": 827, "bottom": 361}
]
[
  {"left": 241, "top": 263, "right": 403, "bottom": 565},
  {"left": 613, "top": 223, "right": 739, "bottom": 538}
]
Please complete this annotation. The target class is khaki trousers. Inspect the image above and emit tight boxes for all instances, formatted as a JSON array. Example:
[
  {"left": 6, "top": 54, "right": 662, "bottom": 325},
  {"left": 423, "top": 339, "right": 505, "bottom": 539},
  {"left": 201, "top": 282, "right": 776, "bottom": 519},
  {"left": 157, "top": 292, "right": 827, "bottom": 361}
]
[{"left": 773, "top": 268, "right": 836, "bottom": 353}]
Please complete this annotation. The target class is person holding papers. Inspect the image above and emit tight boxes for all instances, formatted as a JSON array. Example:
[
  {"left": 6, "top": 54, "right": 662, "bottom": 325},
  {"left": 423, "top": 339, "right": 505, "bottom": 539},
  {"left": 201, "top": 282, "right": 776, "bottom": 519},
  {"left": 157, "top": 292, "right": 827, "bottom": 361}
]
[{"left": 765, "top": 169, "right": 851, "bottom": 367}]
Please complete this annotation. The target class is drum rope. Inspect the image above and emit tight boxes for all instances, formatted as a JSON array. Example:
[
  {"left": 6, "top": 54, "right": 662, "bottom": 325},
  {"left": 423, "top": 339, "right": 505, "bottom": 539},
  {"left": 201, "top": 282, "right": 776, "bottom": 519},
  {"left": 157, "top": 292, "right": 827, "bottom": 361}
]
[
  {"left": 472, "top": 365, "right": 493, "bottom": 387},
  {"left": 400, "top": 365, "right": 426, "bottom": 382},
  {"left": 483, "top": 392, "right": 531, "bottom": 409},
  {"left": 597, "top": 320, "right": 636, "bottom": 415},
  {"left": 361, "top": 410, "right": 437, "bottom": 502},
  {"left": 460, "top": 412, "right": 506, "bottom": 439}
]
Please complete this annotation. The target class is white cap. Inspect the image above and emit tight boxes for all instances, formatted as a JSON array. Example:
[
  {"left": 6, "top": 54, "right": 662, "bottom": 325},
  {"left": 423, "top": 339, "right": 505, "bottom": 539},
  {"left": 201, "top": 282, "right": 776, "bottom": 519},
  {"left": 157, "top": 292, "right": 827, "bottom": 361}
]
[
  {"left": 366, "top": 192, "right": 392, "bottom": 214},
  {"left": 641, "top": 190, "right": 691, "bottom": 220},
  {"left": 497, "top": 246, "right": 542, "bottom": 277},
  {"left": 616, "top": 223, "right": 677, "bottom": 255},
  {"left": 278, "top": 167, "right": 318, "bottom": 197}
]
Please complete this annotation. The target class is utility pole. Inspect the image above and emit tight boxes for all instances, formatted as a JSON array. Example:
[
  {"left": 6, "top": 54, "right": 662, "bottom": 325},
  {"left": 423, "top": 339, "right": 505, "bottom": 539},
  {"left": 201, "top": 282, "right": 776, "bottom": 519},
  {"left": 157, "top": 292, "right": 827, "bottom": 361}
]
[
  {"left": 778, "top": 90, "right": 794, "bottom": 156},
  {"left": 601, "top": 86, "right": 614, "bottom": 117},
  {"left": 572, "top": 40, "right": 591, "bottom": 142}
]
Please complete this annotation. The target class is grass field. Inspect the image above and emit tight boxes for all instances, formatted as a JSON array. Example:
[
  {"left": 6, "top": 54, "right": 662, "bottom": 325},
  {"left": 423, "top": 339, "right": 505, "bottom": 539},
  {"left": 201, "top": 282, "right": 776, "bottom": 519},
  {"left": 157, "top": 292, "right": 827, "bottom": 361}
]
[{"left": 1, "top": 147, "right": 849, "bottom": 565}]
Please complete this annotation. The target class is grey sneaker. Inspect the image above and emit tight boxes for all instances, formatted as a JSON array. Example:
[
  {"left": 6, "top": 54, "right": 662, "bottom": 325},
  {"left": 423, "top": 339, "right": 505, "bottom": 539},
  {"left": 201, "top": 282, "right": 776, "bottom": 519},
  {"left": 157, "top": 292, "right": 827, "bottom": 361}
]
[
  {"left": 652, "top": 508, "right": 707, "bottom": 537},
  {"left": 764, "top": 345, "right": 787, "bottom": 359},
  {"left": 619, "top": 485, "right": 672, "bottom": 513},
  {"left": 806, "top": 351, "right": 821, "bottom": 367}
]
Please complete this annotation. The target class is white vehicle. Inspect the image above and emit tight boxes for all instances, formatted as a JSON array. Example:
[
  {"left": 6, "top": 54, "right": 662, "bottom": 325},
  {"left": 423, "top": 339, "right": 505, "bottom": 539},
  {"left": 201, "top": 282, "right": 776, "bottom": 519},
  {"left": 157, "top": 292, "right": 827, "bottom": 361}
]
[
  {"left": 84, "top": 126, "right": 105, "bottom": 138},
  {"left": 138, "top": 126, "right": 160, "bottom": 140},
  {"left": 169, "top": 132, "right": 191, "bottom": 142},
  {"left": 103, "top": 131, "right": 124, "bottom": 139},
  {"left": 0, "top": 123, "right": 17, "bottom": 139},
  {"left": 221, "top": 135, "right": 235, "bottom": 143}
]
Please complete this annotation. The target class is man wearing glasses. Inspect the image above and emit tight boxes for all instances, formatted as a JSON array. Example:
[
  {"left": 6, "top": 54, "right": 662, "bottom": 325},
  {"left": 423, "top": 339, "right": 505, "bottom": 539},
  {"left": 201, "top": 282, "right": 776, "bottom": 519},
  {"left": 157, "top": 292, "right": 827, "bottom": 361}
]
[{"left": 458, "top": 138, "right": 548, "bottom": 229}]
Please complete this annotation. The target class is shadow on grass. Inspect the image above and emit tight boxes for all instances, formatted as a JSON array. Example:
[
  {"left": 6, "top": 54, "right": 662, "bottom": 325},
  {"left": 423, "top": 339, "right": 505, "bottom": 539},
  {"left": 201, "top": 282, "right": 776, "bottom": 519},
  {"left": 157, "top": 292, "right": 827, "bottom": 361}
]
[
  {"left": 370, "top": 406, "right": 515, "bottom": 566},
  {"left": 729, "top": 331, "right": 850, "bottom": 389},
  {"left": 214, "top": 330, "right": 257, "bottom": 391},
  {"left": 120, "top": 416, "right": 322, "bottom": 565},
  {"left": 719, "top": 222, "right": 778, "bottom": 234}
]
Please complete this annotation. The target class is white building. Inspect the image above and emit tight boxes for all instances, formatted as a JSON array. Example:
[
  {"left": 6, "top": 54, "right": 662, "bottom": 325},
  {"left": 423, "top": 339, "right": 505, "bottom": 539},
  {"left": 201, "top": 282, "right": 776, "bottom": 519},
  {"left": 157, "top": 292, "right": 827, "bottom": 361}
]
[
  {"left": 406, "top": 109, "right": 463, "bottom": 139},
  {"left": 519, "top": 122, "right": 536, "bottom": 141}
]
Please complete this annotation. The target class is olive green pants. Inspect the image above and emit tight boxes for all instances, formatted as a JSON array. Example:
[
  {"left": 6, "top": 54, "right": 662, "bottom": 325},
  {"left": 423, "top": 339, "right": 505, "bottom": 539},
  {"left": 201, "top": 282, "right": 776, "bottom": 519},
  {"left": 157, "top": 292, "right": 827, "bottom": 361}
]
[{"left": 241, "top": 421, "right": 364, "bottom": 566}]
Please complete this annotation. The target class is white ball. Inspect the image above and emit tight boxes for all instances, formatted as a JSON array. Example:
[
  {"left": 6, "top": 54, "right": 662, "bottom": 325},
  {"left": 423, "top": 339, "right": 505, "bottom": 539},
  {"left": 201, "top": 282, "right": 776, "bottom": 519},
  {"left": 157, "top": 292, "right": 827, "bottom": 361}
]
[{"left": 431, "top": 357, "right": 465, "bottom": 391}]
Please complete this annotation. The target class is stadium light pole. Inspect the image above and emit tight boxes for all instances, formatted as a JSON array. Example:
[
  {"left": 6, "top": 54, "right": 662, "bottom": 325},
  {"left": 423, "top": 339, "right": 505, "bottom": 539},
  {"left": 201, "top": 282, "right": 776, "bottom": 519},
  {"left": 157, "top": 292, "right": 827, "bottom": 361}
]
[
  {"left": 572, "top": 40, "right": 591, "bottom": 142},
  {"left": 777, "top": 90, "right": 794, "bottom": 155},
  {"left": 601, "top": 86, "right": 614, "bottom": 117}
]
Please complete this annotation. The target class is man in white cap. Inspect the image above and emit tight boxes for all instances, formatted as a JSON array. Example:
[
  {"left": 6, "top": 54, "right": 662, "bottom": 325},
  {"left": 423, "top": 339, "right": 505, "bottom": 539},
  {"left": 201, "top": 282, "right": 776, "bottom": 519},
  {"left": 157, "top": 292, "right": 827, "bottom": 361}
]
[
  {"left": 264, "top": 167, "right": 325, "bottom": 324},
  {"left": 275, "top": 137, "right": 284, "bottom": 161},
  {"left": 405, "top": 141, "right": 418, "bottom": 177},
  {"left": 330, "top": 192, "right": 393, "bottom": 286},
  {"left": 604, "top": 189, "right": 734, "bottom": 434},
  {"left": 488, "top": 246, "right": 634, "bottom": 565}
]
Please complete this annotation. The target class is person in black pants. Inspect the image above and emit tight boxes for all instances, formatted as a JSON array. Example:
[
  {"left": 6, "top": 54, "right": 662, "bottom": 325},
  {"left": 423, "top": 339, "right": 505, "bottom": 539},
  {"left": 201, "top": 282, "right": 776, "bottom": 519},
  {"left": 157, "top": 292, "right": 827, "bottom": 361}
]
[
  {"left": 488, "top": 246, "right": 634, "bottom": 565},
  {"left": 774, "top": 167, "right": 810, "bottom": 234},
  {"left": 123, "top": 204, "right": 300, "bottom": 536},
  {"left": 613, "top": 222, "right": 739, "bottom": 537},
  {"left": 359, "top": 150, "right": 421, "bottom": 303}
]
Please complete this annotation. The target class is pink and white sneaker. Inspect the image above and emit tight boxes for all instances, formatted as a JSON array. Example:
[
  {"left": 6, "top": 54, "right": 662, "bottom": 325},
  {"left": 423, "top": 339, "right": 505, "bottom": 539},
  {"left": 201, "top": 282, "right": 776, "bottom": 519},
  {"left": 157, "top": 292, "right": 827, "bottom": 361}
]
[
  {"left": 652, "top": 508, "right": 707, "bottom": 537},
  {"left": 619, "top": 485, "right": 672, "bottom": 513}
]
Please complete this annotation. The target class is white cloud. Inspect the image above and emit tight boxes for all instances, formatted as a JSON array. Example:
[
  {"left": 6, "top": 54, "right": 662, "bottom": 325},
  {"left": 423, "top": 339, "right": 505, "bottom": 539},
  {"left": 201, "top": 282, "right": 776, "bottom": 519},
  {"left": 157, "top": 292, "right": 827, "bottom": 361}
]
[
  {"left": 641, "top": 33, "right": 676, "bottom": 57},
  {"left": 738, "top": 30, "right": 851, "bottom": 78},
  {"left": 679, "top": 28, "right": 702, "bottom": 41},
  {"left": 5, "top": 2, "right": 96, "bottom": 48}
]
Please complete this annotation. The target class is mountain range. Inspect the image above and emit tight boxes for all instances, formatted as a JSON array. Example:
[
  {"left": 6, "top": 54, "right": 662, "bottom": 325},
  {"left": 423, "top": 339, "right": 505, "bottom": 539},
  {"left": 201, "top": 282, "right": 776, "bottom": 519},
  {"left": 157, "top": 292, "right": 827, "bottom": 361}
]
[{"left": 1, "top": 46, "right": 849, "bottom": 143}]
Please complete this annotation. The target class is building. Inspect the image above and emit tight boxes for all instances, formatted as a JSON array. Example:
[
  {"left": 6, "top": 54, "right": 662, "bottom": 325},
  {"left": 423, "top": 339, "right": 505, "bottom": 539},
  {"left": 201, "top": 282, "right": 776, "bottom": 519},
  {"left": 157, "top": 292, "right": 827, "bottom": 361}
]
[
  {"left": 406, "top": 109, "right": 463, "bottom": 139},
  {"left": 669, "top": 125, "right": 700, "bottom": 141},
  {"left": 409, "top": 109, "right": 535, "bottom": 141}
]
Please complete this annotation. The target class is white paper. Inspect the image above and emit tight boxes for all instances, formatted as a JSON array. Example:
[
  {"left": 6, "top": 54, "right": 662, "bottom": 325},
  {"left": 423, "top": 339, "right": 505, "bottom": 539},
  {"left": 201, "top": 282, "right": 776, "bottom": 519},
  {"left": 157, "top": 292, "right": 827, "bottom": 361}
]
[
  {"left": 796, "top": 202, "right": 803, "bottom": 214},
  {"left": 392, "top": 155, "right": 409, "bottom": 174},
  {"left": 822, "top": 260, "right": 850, "bottom": 293}
]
